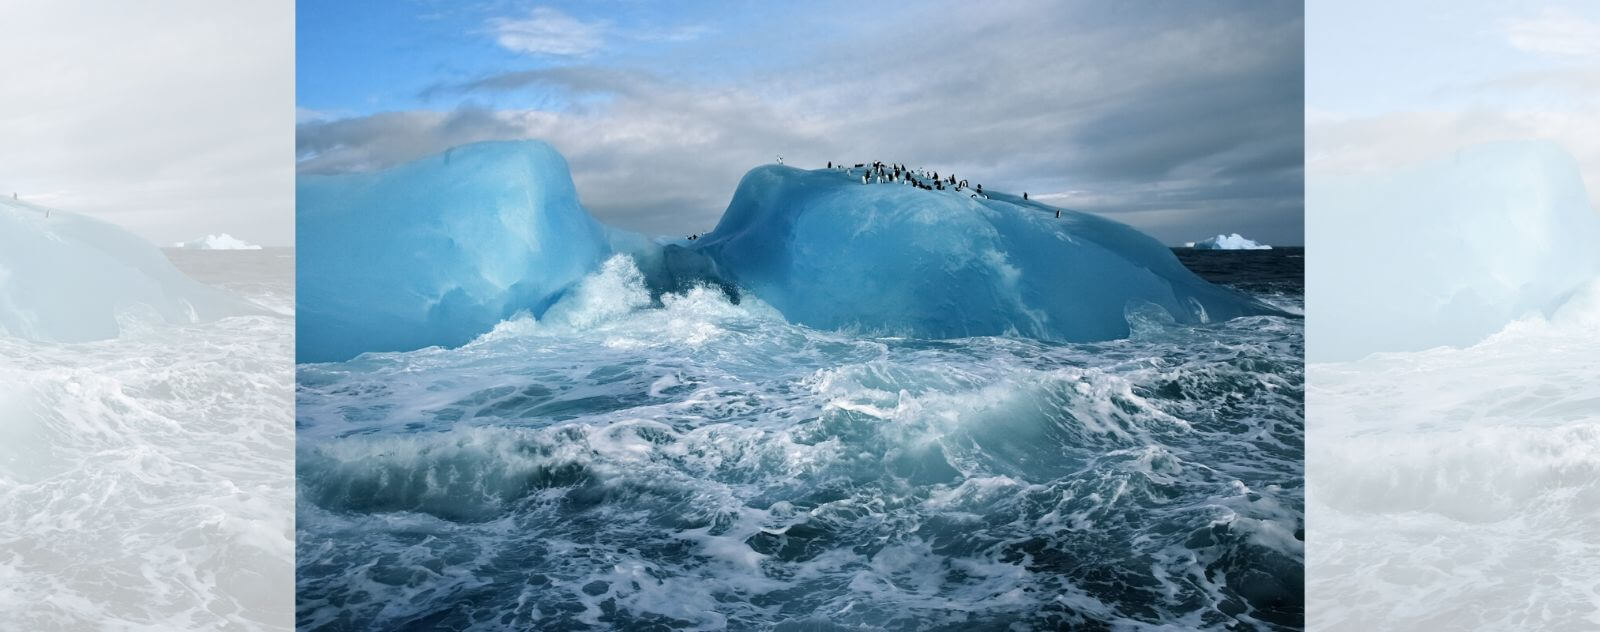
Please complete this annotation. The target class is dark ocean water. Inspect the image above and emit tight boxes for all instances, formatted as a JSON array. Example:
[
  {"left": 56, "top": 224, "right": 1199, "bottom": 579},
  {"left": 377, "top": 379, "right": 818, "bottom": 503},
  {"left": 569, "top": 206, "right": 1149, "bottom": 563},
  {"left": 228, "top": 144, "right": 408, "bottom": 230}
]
[
  {"left": 1176, "top": 247, "right": 1304, "bottom": 303},
  {"left": 295, "top": 251, "right": 1303, "bottom": 631}
]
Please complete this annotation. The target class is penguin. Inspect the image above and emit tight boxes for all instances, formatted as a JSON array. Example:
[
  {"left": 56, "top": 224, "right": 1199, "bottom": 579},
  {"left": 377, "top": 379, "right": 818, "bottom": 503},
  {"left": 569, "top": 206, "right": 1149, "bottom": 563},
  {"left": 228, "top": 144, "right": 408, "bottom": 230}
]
[
  {"left": 862, "top": 174, "right": 869, "bottom": 184},
  {"left": 828, "top": 161, "right": 832, "bottom": 169},
  {"left": 1023, "top": 192, "right": 1029, "bottom": 200},
  {"left": 1055, "top": 210, "right": 1060, "bottom": 218}
]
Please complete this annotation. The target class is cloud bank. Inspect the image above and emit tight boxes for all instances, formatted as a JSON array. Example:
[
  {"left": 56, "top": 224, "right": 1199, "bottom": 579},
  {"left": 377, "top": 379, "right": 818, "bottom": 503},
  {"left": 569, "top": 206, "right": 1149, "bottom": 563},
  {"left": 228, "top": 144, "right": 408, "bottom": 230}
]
[{"left": 298, "top": 1, "right": 1304, "bottom": 245}]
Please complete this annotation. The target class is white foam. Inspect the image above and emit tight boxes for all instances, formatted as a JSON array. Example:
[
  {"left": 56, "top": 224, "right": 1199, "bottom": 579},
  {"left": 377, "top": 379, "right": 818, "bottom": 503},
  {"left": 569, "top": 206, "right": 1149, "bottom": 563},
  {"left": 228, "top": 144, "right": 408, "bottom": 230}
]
[{"left": 1308, "top": 278, "right": 1600, "bottom": 629}]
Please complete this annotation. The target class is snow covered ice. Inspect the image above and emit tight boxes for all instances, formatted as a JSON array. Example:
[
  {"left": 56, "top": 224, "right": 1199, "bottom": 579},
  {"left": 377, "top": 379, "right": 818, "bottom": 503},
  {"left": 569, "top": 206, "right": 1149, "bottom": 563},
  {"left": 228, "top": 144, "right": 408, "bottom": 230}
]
[
  {"left": 174, "top": 232, "right": 263, "bottom": 250},
  {"left": 1187, "top": 233, "right": 1271, "bottom": 250},
  {"left": 0, "top": 197, "right": 259, "bottom": 342},
  {"left": 297, "top": 141, "right": 1282, "bottom": 362}
]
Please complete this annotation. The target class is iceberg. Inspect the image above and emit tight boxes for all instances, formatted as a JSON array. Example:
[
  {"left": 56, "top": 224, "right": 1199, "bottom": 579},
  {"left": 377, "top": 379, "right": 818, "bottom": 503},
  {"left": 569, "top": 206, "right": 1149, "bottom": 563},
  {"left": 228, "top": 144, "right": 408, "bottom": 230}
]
[
  {"left": 1307, "top": 140, "right": 1600, "bottom": 361},
  {"left": 297, "top": 141, "right": 1281, "bottom": 362},
  {"left": 1187, "top": 233, "right": 1271, "bottom": 250},
  {"left": 297, "top": 141, "right": 614, "bottom": 363},
  {"left": 174, "top": 233, "right": 263, "bottom": 250},
  {"left": 692, "top": 166, "right": 1279, "bottom": 341},
  {"left": 0, "top": 197, "right": 258, "bottom": 342}
]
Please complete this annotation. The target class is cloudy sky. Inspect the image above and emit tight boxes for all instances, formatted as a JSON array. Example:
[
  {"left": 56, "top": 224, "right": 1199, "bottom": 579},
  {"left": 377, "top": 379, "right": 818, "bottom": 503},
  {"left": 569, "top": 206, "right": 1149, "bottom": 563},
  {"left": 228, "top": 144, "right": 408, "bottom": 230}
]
[
  {"left": 1309, "top": 0, "right": 1600, "bottom": 209},
  {"left": 0, "top": 2, "right": 293, "bottom": 247},
  {"left": 298, "top": 1, "right": 1304, "bottom": 246}
]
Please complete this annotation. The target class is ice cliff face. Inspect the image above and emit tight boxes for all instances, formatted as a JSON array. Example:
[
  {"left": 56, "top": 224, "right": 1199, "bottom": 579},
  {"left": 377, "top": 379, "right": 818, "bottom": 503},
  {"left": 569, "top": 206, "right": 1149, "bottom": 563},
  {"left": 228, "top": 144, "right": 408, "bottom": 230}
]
[
  {"left": 297, "top": 141, "right": 1280, "bottom": 362},
  {"left": 0, "top": 198, "right": 255, "bottom": 342},
  {"left": 1308, "top": 140, "right": 1600, "bottom": 361}
]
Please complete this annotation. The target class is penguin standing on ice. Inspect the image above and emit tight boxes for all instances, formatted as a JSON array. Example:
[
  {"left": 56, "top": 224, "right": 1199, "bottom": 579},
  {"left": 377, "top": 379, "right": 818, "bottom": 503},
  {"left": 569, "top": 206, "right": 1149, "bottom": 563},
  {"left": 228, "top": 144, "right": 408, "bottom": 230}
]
[
  {"left": 828, "top": 161, "right": 832, "bottom": 169},
  {"left": 777, "top": 155, "right": 784, "bottom": 165},
  {"left": 862, "top": 174, "right": 869, "bottom": 184},
  {"left": 1055, "top": 210, "right": 1061, "bottom": 218},
  {"left": 1023, "top": 192, "right": 1029, "bottom": 200}
]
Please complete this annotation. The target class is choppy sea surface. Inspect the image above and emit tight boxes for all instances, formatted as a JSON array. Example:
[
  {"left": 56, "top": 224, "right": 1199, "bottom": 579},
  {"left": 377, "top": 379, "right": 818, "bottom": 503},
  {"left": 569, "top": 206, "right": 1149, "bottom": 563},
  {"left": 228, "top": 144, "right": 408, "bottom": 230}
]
[
  {"left": 1308, "top": 275, "right": 1600, "bottom": 630},
  {"left": 296, "top": 249, "right": 1304, "bottom": 630},
  {"left": 0, "top": 248, "right": 295, "bottom": 630}
]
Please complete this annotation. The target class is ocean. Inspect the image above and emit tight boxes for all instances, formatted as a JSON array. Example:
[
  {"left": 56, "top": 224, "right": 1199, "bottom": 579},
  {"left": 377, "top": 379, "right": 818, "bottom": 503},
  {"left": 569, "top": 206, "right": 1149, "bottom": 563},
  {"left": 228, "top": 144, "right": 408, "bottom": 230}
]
[
  {"left": 295, "top": 248, "right": 1303, "bottom": 630},
  {"left": 0, "top": 248, "right": 295, "bottom": 630}
]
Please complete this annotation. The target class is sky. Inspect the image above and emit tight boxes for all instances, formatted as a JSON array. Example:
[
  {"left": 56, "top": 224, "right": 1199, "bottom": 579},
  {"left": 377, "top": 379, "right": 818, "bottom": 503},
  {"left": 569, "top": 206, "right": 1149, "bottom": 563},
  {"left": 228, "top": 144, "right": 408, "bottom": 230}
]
[
  {"left": 1308, "top": 0, "right": 1600, "bottom": 210},
  {"left": 298, "top": 0, "right": 1305, "bottom": 246},
  {"left": 0, "top": 2, "right": 294, "bottom": 247}
]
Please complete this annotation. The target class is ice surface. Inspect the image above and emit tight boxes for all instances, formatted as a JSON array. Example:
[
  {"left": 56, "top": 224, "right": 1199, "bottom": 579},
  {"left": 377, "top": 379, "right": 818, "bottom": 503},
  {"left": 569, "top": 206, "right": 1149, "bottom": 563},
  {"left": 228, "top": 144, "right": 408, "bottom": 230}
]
[
  {"left": 296, "top": 141, "right": 613, "bottom": 362},
  {"left": 1308, "top": 140, "right": 1600, "bottom": 361},
  {"left": 693, "top": 166, "right": 1280, "bottom": 341},
  {"left": 1188, "top": 233, "right": 1271, "bottom": 250},
  {"left": 0, "top": 198, "right": 258, "bottom": 342},
  {"left": 298, "top": 142, "right": 1280, "bottom": 362},
  {"left": 173, "top": 233, "right": 262, "bottom": 250}
]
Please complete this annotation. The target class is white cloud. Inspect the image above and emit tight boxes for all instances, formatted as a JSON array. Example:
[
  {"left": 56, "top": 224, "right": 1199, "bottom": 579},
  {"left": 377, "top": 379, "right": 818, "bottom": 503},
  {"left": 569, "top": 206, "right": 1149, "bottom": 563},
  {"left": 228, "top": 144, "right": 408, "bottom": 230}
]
[
  {"left": 489, "top": 7, "right": 608, "bottom": 57},
  {"left": 302, "top": 2, "right": 1304, "bottom": 246},
  {"left": 1507, "top": 8, "right": 1600, "bottom": 58}
]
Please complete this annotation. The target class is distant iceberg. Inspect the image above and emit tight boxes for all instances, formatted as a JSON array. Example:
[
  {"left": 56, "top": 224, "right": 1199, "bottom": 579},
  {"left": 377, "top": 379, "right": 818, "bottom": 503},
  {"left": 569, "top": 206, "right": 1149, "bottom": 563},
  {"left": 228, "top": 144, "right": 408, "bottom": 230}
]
[
  {"left": 174, "top": 233, "right": 262, "bottom": 250},
  {"left": 0, "top": 198, "right": 259, "bottom": 342},
  {"left": 1187, "top": 233, "right": 1271, "bottom": 250},
  {"left": 297, "top": 141, "right": 1283, "bottom": 362}
]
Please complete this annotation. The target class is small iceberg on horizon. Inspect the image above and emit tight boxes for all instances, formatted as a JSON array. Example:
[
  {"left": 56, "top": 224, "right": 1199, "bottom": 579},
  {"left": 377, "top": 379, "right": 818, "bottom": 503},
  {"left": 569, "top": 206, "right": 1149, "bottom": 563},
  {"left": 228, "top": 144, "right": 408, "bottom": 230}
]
[
  {"left": 1186, "top": 233, "right": 1271, "bottom": 250},
  {"left": 174, "top": 233, "right": 262, "bottom": 250}
]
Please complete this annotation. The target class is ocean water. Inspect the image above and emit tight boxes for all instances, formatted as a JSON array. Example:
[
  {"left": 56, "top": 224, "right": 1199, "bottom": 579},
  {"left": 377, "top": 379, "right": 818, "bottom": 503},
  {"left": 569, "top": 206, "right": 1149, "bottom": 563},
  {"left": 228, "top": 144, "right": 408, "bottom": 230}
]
[
  {"left": 0, "top": 248, "right": 295, "bottom": 630},
  {"left": 296, "top": 249, "right": 1303, "bottom": 630},
  {"left": 1307, "top": 276, "right": 1600, "bottom": 630}
]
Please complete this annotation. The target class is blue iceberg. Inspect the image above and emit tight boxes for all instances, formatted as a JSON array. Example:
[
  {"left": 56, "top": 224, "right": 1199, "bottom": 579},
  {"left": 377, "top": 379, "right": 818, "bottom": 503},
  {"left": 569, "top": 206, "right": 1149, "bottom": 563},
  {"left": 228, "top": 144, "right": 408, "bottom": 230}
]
[
  {"left": 1308, "top": 140, "right": 1600, "bottom": 361},
  {"left": 0, "top": 197, "right": 255, "bottom": 342},
  {"left": 692, "top": 166, "right": 1279, "bottom": 341},
  {"left": 297, "top": 141, "right": 1280, "bottom": 361},
  {"left": 297, "top": 141, "right": 614, "bottom": 362}
]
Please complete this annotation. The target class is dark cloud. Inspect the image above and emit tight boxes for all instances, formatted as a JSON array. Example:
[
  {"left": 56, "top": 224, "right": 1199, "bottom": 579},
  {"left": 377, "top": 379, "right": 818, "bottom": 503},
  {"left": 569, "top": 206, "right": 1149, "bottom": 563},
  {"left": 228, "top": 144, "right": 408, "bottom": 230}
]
[{"left": 298, "top": 1, "right": 1303, "bottom": 245}]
